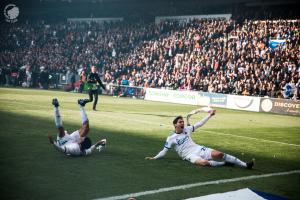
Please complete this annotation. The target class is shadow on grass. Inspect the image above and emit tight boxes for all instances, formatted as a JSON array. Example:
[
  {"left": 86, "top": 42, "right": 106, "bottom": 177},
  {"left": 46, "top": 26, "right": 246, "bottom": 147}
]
[{"left": 0, "top": 111, "right": 299, "bottom": 200}]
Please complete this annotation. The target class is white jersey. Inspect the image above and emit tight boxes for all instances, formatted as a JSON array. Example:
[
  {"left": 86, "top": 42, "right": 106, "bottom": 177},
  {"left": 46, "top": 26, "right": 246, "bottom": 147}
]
[
  {"left": 54, "top": 130, "right": 86, "bottom": 156},
  {"left": 164, "top": 126, "right": 199, "bottom": 159},
  {"left": 63, "top": 142, "right": 82, "bottom": 156}
]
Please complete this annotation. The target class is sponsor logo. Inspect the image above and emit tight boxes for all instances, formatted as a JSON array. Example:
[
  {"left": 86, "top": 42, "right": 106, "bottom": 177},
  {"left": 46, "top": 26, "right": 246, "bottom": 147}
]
[
  {"left": 211, "top": 96, "right": 227, "bottom": 104},
  {"left": 173, "top": 92, "right": 196, "bottom": 100},
  {"left": 176, "top": 135, "right": 189, "bottom": 145},
  {"left": 261, "top": 98, "right": 300, "bottom": 115},
  {"left": 148, "top": 90, "right": 169, "bottom": 97},
  {"left": 261, "top": 99, "right": 273, "bottom": 112},
  {"left": 274, "top": 102, "right": 300, "bottom": 109},
  {"left": 201, "top": 92, "right": 227, "bottom": 106},
  {"left": 234, "top": 97, "right": 254, "bottom": 108},
  {"left": 4, "top": 4, "right": 19, "bottom": 23}
]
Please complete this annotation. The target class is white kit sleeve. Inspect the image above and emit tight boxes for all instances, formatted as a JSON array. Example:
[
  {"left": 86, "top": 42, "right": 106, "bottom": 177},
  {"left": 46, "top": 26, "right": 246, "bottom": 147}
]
[
  {"left": 83, "top": 145, "right": 96, "bottom": 156},
  {"left": 193, "top": 115, "right": 211, "bottom": 130},
  {"left": 153, "top": 148, "right": 169, "bottom": 159}
]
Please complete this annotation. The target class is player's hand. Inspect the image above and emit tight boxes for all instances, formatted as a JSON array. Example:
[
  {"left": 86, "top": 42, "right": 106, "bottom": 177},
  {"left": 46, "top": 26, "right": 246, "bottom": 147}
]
[
  {"left": 48, "top": 134, "right": 54, "bottom": 144},
  {"left": 95, "top": 139, "right": 106, "bottom": 147},
  {"left": 208, "top": 109, "right": 216, "bottom": 116},
  {"left": 95, "top": 140, "right": 102, "bottom": 147},
  {"left": 145, "top": 157, "right": 155, "bottom": 160}
]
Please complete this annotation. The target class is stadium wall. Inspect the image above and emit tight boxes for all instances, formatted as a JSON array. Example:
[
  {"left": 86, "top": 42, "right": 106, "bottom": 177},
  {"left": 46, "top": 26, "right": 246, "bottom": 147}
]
[
  {"left": 155, "top": 14, "right": 232, "bottom": 24},
  {"left": 145, "top": 88, "right": 208, "bottom": 106},
  {"left": 67, "top": 17, "right": 124, "bottom": 22},
  {"left": 144, "top": 88, "right": 300, "bottom": 116}
]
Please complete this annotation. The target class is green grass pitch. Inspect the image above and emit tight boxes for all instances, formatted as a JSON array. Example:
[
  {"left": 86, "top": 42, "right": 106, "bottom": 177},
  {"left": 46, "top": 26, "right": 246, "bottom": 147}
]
[{"left": 0, "top": 88, "right": 299, "bottom": 200}]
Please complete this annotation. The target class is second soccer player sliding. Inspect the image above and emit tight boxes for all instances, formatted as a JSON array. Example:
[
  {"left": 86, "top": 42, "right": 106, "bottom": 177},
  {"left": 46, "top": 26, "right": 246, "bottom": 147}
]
[{"left": 145, "top": 109, "right": 254, "bottom": 169}]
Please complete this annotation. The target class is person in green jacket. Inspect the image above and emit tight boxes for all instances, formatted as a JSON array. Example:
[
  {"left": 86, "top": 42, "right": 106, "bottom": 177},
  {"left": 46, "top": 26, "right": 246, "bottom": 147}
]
[{"left": 85, "top": 66, "right": 106, "bottom": 111}]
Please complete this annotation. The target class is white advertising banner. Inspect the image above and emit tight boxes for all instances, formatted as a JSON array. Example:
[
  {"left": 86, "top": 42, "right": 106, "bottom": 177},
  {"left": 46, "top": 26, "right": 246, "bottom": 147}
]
[
  {"left": 145, "top": 88, "right": 209, "bottom": 106},
  {"left": 227, "top": 95, "right": 260, "bottom": 112},
  {"left": 155, "top": 14, "right": 232, "bottom": 24}
]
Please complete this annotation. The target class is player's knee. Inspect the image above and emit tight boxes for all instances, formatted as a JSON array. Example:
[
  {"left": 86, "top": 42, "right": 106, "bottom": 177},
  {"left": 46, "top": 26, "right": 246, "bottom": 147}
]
[
  {"left": 212, "top": 151, "right": 224, "bottom": 159},
  {"left": 79, "top": 124, "right": 89, "bottom": 137},
  {"left": 218, "top": 152, "right": 224, "bottom": 158},
  {"left": 58, "top": 127, "right": 65, "bottom": 137},
  {"left": 83, "top": 123, "right": 89, "bottom": 132},
  {"left": 195, "top": 159, "right": 209, "bottom": 166}
]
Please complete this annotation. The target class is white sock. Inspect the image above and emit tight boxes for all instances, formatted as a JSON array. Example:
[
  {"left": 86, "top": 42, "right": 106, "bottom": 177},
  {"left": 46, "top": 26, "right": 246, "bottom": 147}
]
[
  {"left": 223, "top": 154, "right": 247, "bottom": 168},
  {"left": 79, "top": 106, "right": 88, "bottom": 124},
  {"left": 208, "top": 160, "right": 226, "bottom": 167},
  {"left": 54, "top": 107, "right": 62, "bottom": 128}
]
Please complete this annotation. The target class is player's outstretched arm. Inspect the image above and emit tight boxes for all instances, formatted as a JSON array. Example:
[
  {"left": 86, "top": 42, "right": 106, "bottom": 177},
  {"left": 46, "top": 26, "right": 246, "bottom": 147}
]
[
  {"left": 193, "top": 109, "right": 216, "bottom": 130},
  {"left": 187, "top": 107, "right": 215, "bottom": 126},
  {"left": 145, "top": 156, "right": 155, "bottom": 160},
  {"left": 84, "top": 139, "right": 107, "bottom": 155},
  {"left": 94, "top": 139, "right": 107, "bottom": 147},
  {"left": 145, "top": 147, "right": 169, "bottom": 160},
  {"left": 208, "top": 109, "right": 216, "bottom": 116},
  {"left": 48, "top": 134, "right": 66, "bottom": 153}
]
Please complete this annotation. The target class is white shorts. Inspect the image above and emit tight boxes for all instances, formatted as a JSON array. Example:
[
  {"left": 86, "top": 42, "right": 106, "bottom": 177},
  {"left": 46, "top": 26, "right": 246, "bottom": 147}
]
[
  {"left": 57, "top": 130, "right": 81, "bottom": 146},
  {"left": 185, "top": 145, "right": 213, "bottom": 164}
]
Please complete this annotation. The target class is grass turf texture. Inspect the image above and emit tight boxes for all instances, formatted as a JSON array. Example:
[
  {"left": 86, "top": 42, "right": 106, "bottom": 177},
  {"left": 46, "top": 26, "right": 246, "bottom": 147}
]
[{"left": 0, "top": 88, "right": 299, "bottom": 200}]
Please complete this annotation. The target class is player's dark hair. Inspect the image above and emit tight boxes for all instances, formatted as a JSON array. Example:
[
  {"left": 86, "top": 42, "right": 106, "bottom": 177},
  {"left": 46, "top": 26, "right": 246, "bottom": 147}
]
[
  {"left": 81, "top": 137, "right": 92, "bottom": 151},
  {"left": 173, "top": 116, "right": 183, "bottom": 125}
]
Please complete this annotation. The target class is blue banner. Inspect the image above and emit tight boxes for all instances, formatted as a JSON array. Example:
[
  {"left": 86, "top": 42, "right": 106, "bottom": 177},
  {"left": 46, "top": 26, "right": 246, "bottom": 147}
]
[
  {"left": 200, "top": 92, "right": 227, "bottom": 107},
  {"left": 269, "top": 39, "right": 286, "bottom": 49}
]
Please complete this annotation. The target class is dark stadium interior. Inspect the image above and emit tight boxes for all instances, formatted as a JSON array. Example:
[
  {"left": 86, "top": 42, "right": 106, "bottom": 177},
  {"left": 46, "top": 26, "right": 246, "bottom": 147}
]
[{"left": 1, "top": 0, "right": 300, "bottom": 22}]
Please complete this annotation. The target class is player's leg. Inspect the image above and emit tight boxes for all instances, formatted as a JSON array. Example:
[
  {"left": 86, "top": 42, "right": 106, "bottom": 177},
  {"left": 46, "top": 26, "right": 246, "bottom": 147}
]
[
  {"left": 186, "top": 153, "right": 225, "bottom": 167},
  {"left": 195, "top": 146, "right": 226, "bottom": 167},
  {"left": 194, "top": 159, "right": 210, "bottom": 166},
  {"left": 211, "top": 150, "right": 224, "bottom": 159},
  {"left": 88, "top": 89, "right": 94, "bottom": 102},
  {"left": 78, "top": 99, "right": 89, "bottom": 137},
  {"left": 52, "top": 98, "right": 65, "bottom": 138},
  {"left": 211, "top": 149, "right": 254, "bottom": 169},
  {"left": 93, "top": 90, "right": 98, "bottom": 110},
  {"left": 194, "top": 158, "right": 225, "bottom": 167}
]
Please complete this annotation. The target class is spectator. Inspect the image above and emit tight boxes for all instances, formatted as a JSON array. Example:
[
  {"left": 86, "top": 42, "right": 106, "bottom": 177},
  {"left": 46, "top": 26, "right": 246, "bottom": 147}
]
[{"left": 0, "top": 18, "right": 299, "bottom": 100}]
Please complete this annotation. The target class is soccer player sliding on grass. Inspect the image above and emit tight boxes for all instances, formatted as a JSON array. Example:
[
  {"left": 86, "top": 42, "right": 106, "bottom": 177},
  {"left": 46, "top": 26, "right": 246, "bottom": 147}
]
[
  {"left": 48, "top": 98, "right": 106, "bottom": 156},
  {"left": 145, "top": 108, "right": 254, "bottom": 169}
]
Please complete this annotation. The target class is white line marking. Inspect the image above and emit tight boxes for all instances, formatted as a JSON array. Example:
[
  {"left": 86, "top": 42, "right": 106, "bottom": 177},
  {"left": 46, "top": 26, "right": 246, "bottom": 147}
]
[
  {"left": 201, "top": 130, "right": 300, "bottom": 147},
  {"left": 93, "top": 170, "right": 300, "bottom": 200}
]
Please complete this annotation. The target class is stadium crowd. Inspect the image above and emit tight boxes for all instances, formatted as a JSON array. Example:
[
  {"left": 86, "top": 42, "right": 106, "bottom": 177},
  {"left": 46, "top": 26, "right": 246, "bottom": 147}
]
[{"left": 0, "top": 18, "right": 299, "bottom": 99}]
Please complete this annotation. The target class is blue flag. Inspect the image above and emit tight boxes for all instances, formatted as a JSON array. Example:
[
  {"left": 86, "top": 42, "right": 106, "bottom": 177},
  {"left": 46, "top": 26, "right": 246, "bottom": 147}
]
[{"left": 269, "top": 39, "right": 286, "bottom": 49}]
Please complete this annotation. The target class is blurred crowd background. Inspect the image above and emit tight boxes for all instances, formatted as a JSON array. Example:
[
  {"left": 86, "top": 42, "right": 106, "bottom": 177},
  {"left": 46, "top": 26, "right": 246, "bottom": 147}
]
[{"left": 0, "top": 0, "right": 299, "bottom": 99}]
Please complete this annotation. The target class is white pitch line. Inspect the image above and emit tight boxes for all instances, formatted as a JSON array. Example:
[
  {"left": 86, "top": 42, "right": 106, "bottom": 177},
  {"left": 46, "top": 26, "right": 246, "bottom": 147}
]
[
  {"left": 93, "top": 170, "right": 300, "bottom": 200},
  {"left": 201, "top": 130, "right": 300, "bottom": 147}
]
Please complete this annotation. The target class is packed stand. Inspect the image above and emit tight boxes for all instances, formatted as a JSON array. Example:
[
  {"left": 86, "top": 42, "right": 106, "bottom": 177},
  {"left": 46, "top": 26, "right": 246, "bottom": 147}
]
[
  {"left": 0, "top": 18, "right": 299, "bottom": 100},
  {"left": 102, "top": 19, "right": 300, "bottom": 100}
]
